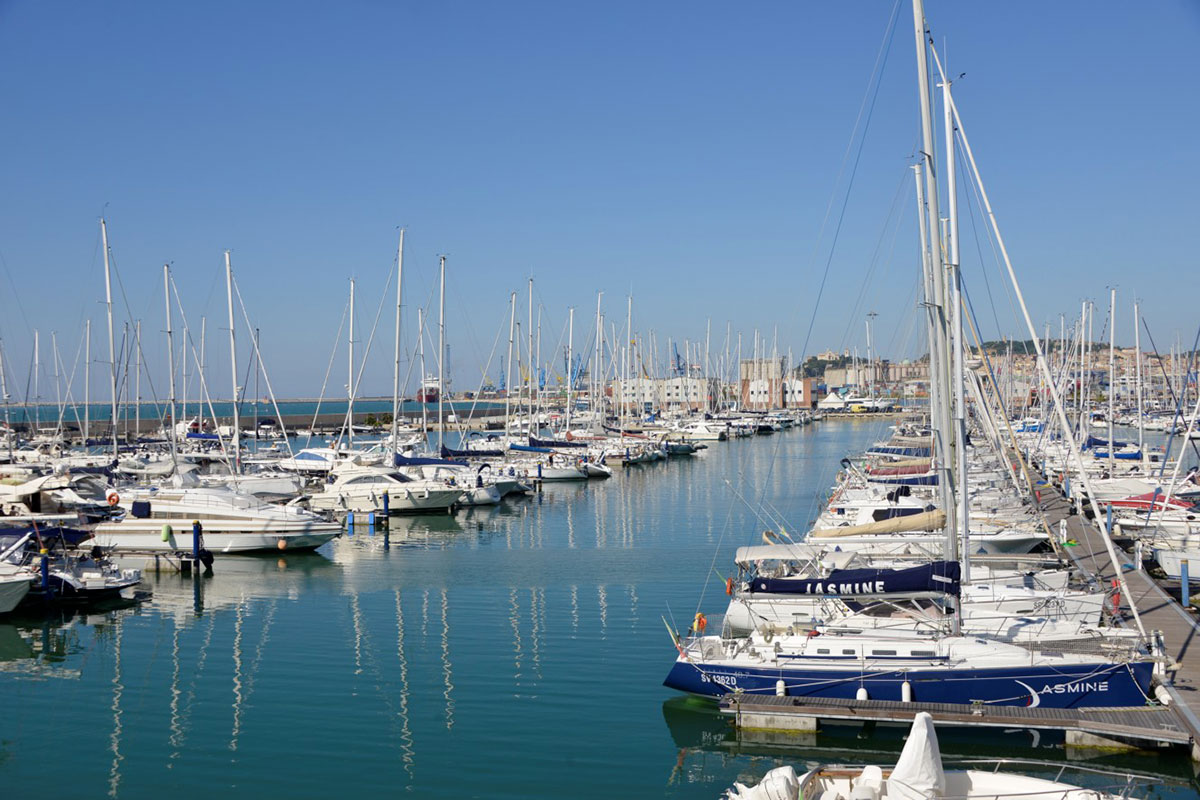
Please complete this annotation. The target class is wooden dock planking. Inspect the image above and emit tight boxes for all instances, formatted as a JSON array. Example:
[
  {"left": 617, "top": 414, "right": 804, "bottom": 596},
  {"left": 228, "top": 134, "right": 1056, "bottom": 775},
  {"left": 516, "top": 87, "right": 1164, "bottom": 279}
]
[{"left": 721, "top": 694, "right": 1191, "bottom": 747}]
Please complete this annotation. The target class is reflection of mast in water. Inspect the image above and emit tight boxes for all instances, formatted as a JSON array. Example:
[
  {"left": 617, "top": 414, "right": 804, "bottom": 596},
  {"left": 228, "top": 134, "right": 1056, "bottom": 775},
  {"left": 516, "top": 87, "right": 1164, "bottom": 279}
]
[
  {"left": 439, "top": 588, "right": 454, "bottom": 730},
  {"left": 509, "top": 587, "right": 522, "bottom": 678},
  {"left": 566, "top": 493, "right": 576, "bottom": 549},
  {"left": 595, "top": 482, "right": 607, "bottom": 548},
  {"left": 529, "top": 587, "right": 542, "bottom": 680},
  {"left": 627, "top": 584, "right": 639, "bottom": 625},
  {"left": 598, "top": 584, "right": 608, "bottom": 636},
  {"left": 179, "top": 612, "right": 217, "bottom": 752},
  {"left": 570, "top": 584, "right": 579, "bottom": 634},
  {"left": 421, "top": 590, "right": 429, "bottom": 639},
  {"left": 245, "top": 600, "right": 277, "bottom": 705},
  {"left": 169, "top": 620, "right": 183, "bottom": 763},
  {"left": 394, "top": 590, "right": 415, "bottom": 779},
  {"left": 230, "top": 603, "right": 245, "bottom": 752},
  {"left": 107, "top": 621, "right": 124, "bottom": 798},
  {"left": 351, "top": 593, "right": 365, "bottom": 675}
]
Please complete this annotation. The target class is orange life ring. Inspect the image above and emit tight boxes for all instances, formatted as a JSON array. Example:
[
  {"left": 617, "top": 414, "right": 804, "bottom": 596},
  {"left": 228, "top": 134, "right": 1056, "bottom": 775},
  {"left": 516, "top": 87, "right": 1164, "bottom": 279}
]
[{"left": 107, "top": 492, "right": 120, "bottom": 506}]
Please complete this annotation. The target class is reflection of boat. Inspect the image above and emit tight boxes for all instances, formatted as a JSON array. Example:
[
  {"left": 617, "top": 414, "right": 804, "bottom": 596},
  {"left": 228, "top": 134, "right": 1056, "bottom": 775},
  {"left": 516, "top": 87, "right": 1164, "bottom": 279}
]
[{"left": 141, "top": 550, "right": 338, "bottom": 620}]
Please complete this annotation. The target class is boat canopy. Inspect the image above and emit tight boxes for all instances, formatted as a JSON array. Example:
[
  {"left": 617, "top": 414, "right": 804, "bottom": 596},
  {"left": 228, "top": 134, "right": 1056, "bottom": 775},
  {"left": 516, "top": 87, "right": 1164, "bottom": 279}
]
[
  {"left": 529, "top": 435, "right": 587, "bottom": 449},
  {"left": 746, "top": 560, "right": 961, "bottom": 597}
]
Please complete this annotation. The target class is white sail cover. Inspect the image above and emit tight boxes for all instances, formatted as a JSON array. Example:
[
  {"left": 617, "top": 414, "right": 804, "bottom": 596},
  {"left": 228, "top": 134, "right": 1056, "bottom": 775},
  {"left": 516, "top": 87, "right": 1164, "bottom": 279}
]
[{"left": 887, "top": 712, "right": 945, "bottom": 800}]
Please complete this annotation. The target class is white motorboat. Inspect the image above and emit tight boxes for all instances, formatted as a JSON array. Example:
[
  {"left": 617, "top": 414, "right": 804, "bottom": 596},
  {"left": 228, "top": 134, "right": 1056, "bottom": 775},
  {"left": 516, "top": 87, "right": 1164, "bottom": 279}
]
[
  {"left": 308, "top": 466, "right": 465, "bottom": 514},
  {"left": 92, "top": 485, "right": 341, "bottom": 553},
  {"left": 0, "top": 566, "right": 32, "bottom": 613}
]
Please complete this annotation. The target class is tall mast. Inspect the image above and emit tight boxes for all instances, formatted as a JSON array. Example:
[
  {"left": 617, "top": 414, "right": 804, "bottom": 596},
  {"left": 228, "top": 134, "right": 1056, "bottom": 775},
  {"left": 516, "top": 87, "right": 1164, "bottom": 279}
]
[
  {"left": 1134, "top": 301, "right": 1144, "bottom": 458},
  {"left": 391, "top": 229, "right": 405, "bottom": 460},
  {"left": 199, "top": 316, "right": 207, "bottom": 429},
  {"left": 0, "top": 340, "right": 11, "bottom": 460},
  {"left": 1108, "top": 288, "right": 1116, "bottom": 474},
  {"left": 418, "top": 308, "right": 428, "bottom": 438},
  {"left": 504, "top": 292, "right": 516, "bottom": 436},
  {"left": 164, "top": 265, "right": 178, "bottom": 464},
  {"left": 101, "top": 218, "right": 119, "bottom": 457},
  {"left": 942, "top": 71, "right": 969, "bottom": 589},
  {"left": 348, "top": 278, "right": 356, "bottom": 449},
  {"left": 566, "top": 306, "right": 575, "bottom": 432},
  {"left": 135, "top": 320, "right": 142, "bottom": 440},
  {"left": 224, "top": 251, "right": 240, "bottom": 473},
  {"left": 912, "top": 0, "right": 956, "bottom": 556},
  {"left": 52, "top": 331, "right": 61, "bottom": 437},
  {"left": 437, "top": 256, "right": 446, "bottom": 454},
  {"left": 527, "top": 277, "right": 534, "bottom": 436},
  {"left": 594, "top": 292, "right": 603, "bottom": 427},
  {"left": 84, "top": 320, "right": 90, "bottom": 445}
]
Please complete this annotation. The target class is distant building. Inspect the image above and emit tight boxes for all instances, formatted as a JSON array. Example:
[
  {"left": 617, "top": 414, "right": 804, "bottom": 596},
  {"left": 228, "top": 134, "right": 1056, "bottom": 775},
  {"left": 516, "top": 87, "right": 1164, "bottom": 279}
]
[
  {"left": 609, "top": 376, "right": 718, "bottom": 413},
  {"left": 740, "top": 357, "right": 787, "bottom": 410}
]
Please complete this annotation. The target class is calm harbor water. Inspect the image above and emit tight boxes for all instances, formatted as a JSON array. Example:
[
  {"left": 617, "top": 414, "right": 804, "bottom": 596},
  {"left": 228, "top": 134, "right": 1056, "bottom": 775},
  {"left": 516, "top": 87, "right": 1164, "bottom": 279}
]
[{"left": 1, "top": 420, "right": 1195, "bottom": 798}]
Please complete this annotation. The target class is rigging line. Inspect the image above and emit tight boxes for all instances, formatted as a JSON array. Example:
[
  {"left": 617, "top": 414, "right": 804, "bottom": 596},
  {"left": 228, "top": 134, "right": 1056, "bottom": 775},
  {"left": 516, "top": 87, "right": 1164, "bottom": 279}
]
[
  {"left": 837, "top": 166, "right": 913, "bottom": 355},
  {"left": 306, "top": 299, "right": 349, "bottom": 450},
  {"left": 339, "top": 264, "right": 395, "bottom": 444},
  {"left": 1140, "top": 317, "right": 1200, "bottom": 466},
  {"left": 797, "top": 0, "right": 901, "bottom": 369},
  {"left": 232, "top": 279, "right": 298, "bottom": 461},
  {"left": 168, "top": 275, "right": 233, "bottom": 466},
  {"left": 956, "top": 137, "right": 1006, "bottom": 341},
  {"left": 454, "top": 306, "right": 509, "bottom": 433}
]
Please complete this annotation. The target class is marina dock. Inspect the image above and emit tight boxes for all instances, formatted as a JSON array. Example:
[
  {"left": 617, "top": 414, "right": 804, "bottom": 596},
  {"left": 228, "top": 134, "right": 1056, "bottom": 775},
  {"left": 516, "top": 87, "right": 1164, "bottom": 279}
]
[{"left": 716, "top": 481, "right": 1200, "bottom": 760}]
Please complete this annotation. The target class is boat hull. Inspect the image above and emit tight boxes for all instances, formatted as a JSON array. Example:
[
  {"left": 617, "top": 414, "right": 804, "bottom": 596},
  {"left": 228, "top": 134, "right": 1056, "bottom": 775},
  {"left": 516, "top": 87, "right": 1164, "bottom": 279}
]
[
  {"left": 91, "top": 520, "right": 341, "bottom": 553},
  {"left": 663, "top": 658, "right": 1153, "bottom": 708}
]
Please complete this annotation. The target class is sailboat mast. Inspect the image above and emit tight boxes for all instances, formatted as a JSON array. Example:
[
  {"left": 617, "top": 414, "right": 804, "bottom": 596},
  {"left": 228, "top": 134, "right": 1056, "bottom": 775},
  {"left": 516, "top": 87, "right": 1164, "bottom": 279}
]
[
  {"left": 437, "top": 256, "right": 446, "bottom": 453},
  {"left": 225, "top": 251, "right": 240, "bottom": 473},
  {"left": 532, "top": 277, "right": 537, "bottom": 438},
  {"left": 348, "top": 278, "right": 356, "bottom": 449},
  {"left": 0, "top": 341, "right": 11, "bottom": 460},
  {"left": 418, "top": 308, "right": 428, "bottom": 437},
  {"left": 391, "top": 230, "right": 405, "bottom": 460},
  {"left": 594, "top": 292, "right": 603, "bottom": 427},
  {"left": 1134, "top": 301, "right": 1144, "bottom": 457},
  {"left": 942, "top": 73, "right": 970, "bottom": 589},
  {"left": 84, "top": 320, "right": 90, "bottom": 445},
  {"left": 1108, "top": 288, "right": 1116, "bottom": 473},
  {"left": 911, "top": 0, "right": 956, "bottom": 556},
  {"left": 101, "top": 219, "right": 118, "bottom": 457},
  {"left": 566, "top": 306, "right": 574, "bottom": 432},
  {"left": 505, "top": 292, "right": 516, "bottom": 435},
  {"left": 164, "top": 265, "right": 178, "bottom": 464},
  {"left": 135, "top": 320, "right": 141, "bottom": 439}
]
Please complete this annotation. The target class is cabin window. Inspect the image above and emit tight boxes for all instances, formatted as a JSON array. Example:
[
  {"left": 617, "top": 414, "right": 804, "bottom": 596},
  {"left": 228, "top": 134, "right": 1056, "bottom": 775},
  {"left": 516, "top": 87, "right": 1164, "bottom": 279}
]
[
  {"left": 816, "top": 648, "right": 830, "bottom": 654},
  {"left": 842, "top": 649, "right": 855, "bottom": 655},
  {"left": 870, "top": 649, "right": 897, "bottom": 656},
  {"left": 911, "top": 650, "right": 935, "bottom": 657}
]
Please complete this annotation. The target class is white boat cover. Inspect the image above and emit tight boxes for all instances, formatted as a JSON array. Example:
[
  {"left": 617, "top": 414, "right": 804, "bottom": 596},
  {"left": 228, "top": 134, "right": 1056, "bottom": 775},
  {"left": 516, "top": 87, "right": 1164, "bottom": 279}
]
[
  {"left": 887, "top": 712, "right": 945, "bottom": 800},
  {"left": 724, "top": 765, "right": 798, "bottom": 800}
]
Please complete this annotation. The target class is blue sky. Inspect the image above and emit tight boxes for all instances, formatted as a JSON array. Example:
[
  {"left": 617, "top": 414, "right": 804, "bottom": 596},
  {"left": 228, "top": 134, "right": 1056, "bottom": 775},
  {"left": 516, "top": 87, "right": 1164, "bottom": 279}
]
[{"left": 1, "top": 1, "right": 1197, "bottom": 400}]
